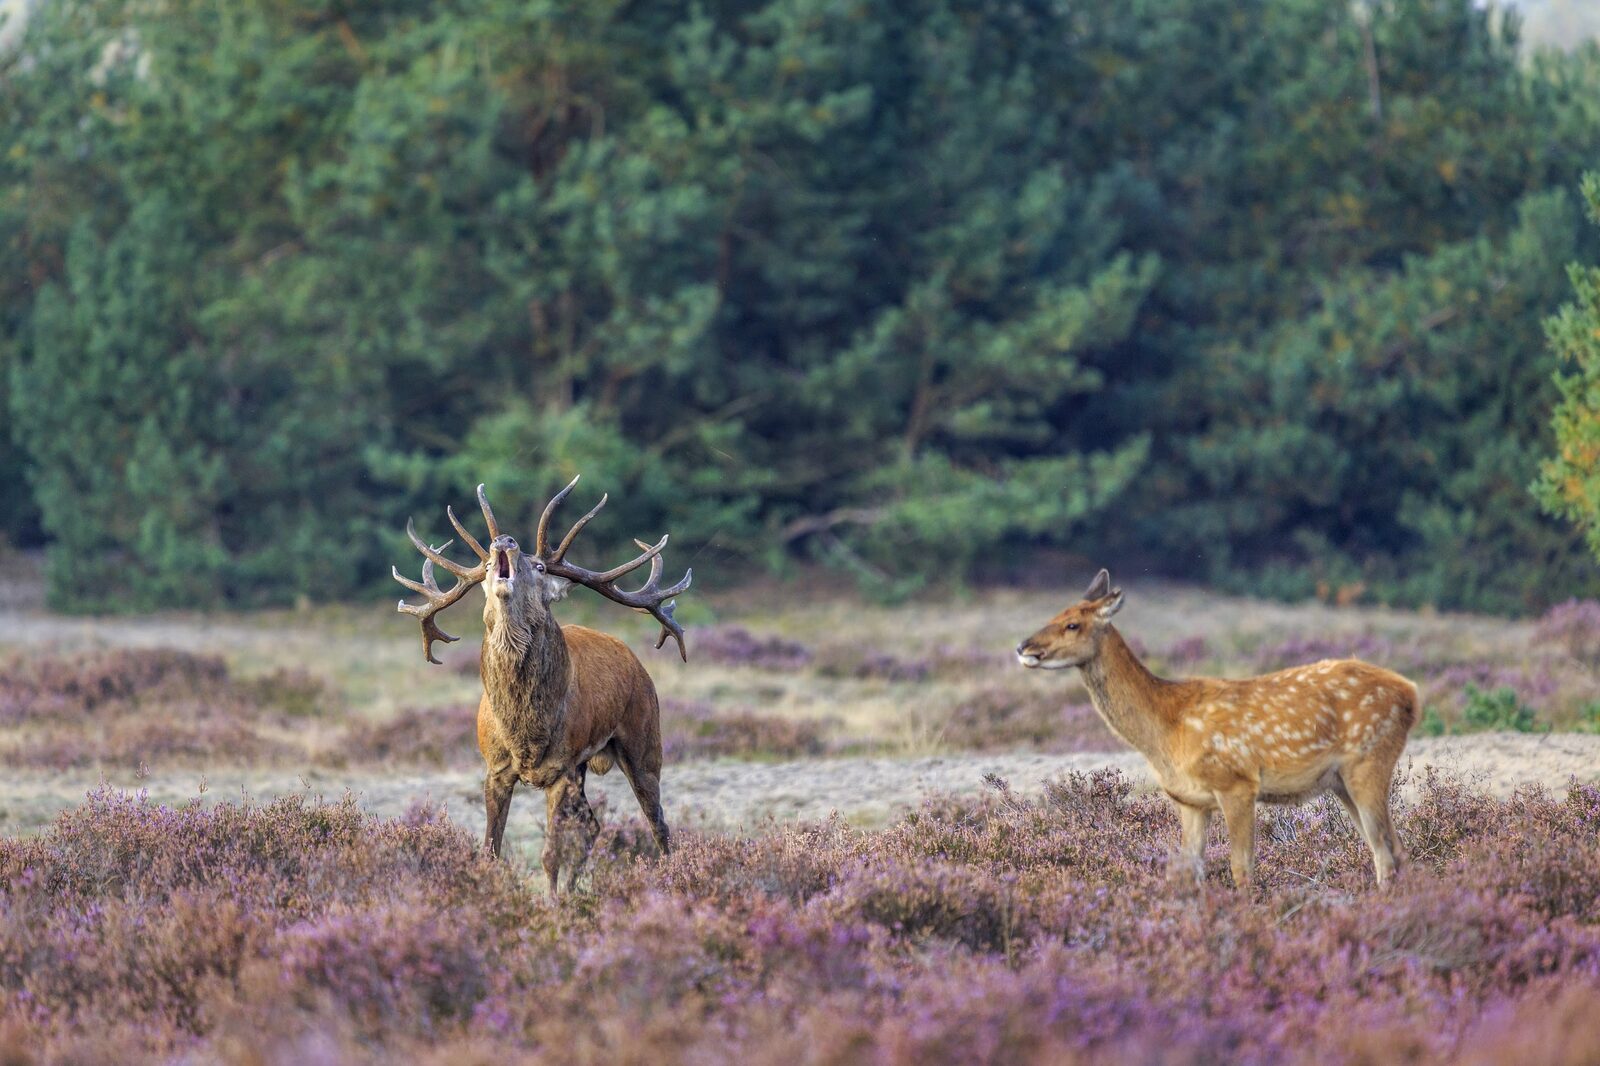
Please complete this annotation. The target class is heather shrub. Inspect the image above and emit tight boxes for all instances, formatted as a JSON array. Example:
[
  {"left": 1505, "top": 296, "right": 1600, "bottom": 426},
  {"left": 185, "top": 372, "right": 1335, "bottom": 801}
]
[
  {"left": 1533, "top": 599, "right": 1600, "bottom": 665},
  {"left": 337, "top": 705, "right": 480, "bottom": 770},
  {"left": 4, "top": 774, "right": 1600, "bottom": 1063},
  {"left": 630, "top": 818, "right": 853, "bottom": 908},
  {"left": 1249, "top": 631, "right": 1414, "bottom": 674},
  {"left": 822, "top": 857, "right": 1026, "bottom": 953},
  {"left": 815, "top": 647, "right": 934, "bottom": 682},
  {"left": 0, "top": 791, "right": 534, "bottom": 1059},
  {"left": 12, "top": 714, "right": 301, "bottom": 770},
  {"left": 276, "top": 902, "right": 491, "bottom": 1034},
  {"left": 0, "top": 649, "right": 337, "bottom": 770},
  {"left": 933, "top": 688, "right": 1118, "bottom": 753},
  {"left": 238, "top": 668, "right": 332, "bottom": 718},
  {"left": 693, "top": 626, "right": 814, "bottom": 671},
  {"left": 1156, "top": 635, "right": 1214, "bottom": 671},
  {"left": 0, "top": 648, "right": 229, "bottom": 723},
  {"left": 661, "top": 699, "right": 832, "bottom": 761}
]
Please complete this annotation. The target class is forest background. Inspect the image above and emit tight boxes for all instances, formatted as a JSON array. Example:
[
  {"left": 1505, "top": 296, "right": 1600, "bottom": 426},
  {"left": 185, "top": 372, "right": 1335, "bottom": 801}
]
[{"left": 5, "top": 0, "right": 1600, "bottom": 616}]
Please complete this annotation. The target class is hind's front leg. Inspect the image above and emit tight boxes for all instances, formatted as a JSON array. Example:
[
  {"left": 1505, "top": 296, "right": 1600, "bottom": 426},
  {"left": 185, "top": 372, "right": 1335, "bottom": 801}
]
[
  {"left": 1174, "top": 802, "right": 1211, "bottom": 884},
  {"left": 1215, "top": 786, "right": 1258, "bottom": 889}
]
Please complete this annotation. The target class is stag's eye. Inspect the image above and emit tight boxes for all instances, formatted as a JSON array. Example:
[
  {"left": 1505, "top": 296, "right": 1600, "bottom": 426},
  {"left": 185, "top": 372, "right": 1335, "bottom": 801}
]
[{"left": 535, "top": 562, "right": 546, "bottom": 573}]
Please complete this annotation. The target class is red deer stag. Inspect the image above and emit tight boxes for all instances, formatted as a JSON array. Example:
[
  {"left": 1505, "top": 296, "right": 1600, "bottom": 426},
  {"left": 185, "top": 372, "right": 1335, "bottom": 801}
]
[
  {"left": 1016, "top": 570, "right": 1416, "bottom": 888},
  {"left": 393, "top": 478, "right": 689, "bottom": 893}
]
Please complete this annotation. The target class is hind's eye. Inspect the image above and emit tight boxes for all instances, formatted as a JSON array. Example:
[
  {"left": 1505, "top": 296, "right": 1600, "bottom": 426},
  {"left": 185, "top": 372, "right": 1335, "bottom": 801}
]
[{"left": 1065, "top": 623, "right": 1080, "bottom": 631}]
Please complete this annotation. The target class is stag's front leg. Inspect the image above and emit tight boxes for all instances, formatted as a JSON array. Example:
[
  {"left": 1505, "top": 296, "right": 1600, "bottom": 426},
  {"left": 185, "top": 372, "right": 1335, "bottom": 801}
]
[
  {"left": 541, "top": 784, "right": 565, "bottom": 893},
  {"left": 483, "top": 761, "right": 517, "bottom": 857}
]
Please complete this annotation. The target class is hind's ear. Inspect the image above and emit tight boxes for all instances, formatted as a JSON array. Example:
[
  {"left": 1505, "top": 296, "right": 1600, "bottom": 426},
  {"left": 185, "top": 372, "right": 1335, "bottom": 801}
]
[
  {"left": 1096, "top": 589, "right": 1125, "bottom": 620},
  {"left": 1082, "top": 568, "right": 1112, "bottom": 601}
]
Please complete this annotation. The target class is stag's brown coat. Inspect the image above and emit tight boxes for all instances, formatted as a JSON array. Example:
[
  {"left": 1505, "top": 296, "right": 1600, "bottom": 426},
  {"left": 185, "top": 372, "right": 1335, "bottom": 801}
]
[{"left": 395, "top": 479, "right": 687, "bottom": 893}]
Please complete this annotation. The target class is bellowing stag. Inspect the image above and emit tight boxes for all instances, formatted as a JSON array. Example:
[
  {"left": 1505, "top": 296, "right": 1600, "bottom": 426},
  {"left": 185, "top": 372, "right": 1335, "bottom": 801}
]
[{"left": 393, "top": 478, "right": 689, "bottom": 892}]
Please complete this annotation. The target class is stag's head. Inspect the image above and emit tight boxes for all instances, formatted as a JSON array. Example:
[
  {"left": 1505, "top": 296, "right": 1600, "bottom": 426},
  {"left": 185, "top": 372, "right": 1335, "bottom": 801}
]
[
  {"left": 1015, "top": 568, "right": 1125, "bottom": 670},
  {"left": 393, "top": 478, "right": 692, "bottom": 664},
  {"left": 482, "top": 522, "right": 572, "bottom": 611}
]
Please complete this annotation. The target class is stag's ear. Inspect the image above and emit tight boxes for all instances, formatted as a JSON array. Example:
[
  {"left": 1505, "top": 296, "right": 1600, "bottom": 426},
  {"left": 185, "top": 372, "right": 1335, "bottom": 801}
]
[
  {"left": 1096, "top": 589, "right": 1125, "bottom": 620},
  {"left": 1082, "top": 568, "right": 1112, "bottom": 602}
]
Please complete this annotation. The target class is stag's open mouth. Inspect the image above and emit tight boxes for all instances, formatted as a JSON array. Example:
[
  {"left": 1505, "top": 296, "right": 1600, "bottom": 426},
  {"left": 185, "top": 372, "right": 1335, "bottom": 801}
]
[{"left": 489, "top": 547, "right": 516, "bottom": 599}]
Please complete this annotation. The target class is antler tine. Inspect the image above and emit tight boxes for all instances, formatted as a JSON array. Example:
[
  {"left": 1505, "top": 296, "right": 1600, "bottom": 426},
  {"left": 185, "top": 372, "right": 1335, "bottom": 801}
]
[
  {"left": 651, "top": 599, "right": 688, "bottom": 661},
  {"left": 395, "top": 509, "right": 490, "bottom": 665},
  {"left": 406, "top": 520, "right": 477, "bottom": 579},
  {"left": 632, "top": 538, "right": 663, "bottom": 587},
  {"left": 448, "top": 505, "right": 489, "bottom": 563},
  {"left": 535, "top": 475, "right": 581, "bottom": 556},
  {"left": 551, "top": 493, "right": 609, "bottom": 563},
  {"left": 476, "top": 483, "right": 501, "bottom": 543},
  {"left": 624, "top": 538, "right": 692, "bottom": 660},
  {"left": 629, "top": 539, "right": 693, "bottom": 599},
  {"left": 587, "top": 534, "right": 667, "bottom": 583},
  {"left": 546, "top": 526, "right": 693, "bottom": 660}
]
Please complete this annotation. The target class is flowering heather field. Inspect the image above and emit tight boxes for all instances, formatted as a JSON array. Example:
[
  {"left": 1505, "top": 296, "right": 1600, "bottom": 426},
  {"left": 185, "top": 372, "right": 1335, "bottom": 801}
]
[
  {"left": 2, "top": 577, "right": 1600, "bottom": 1061},
  {"left": 1, "top": 771, "right": 1598, "bottom": 1064}
]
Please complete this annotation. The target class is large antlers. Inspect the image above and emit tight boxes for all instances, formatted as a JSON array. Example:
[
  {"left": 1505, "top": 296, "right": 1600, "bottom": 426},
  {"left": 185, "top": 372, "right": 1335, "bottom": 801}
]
[
  {"left": 392, "top": 486, "right": 499, "bottom": 665},
  {"left": 539, "top": 475, "right": 694, "bottom": 661}
]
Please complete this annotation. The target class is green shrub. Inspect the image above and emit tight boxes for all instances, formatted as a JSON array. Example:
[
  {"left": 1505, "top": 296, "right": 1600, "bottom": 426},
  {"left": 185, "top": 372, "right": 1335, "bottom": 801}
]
[{"left": 1459, "top": 684, "right": 1543, "bottom": 734}]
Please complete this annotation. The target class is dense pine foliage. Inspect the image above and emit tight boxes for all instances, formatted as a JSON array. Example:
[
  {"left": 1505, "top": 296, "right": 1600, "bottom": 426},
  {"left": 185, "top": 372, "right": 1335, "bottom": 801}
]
[
  {"left": 1537, "top": 173, "right": 1600, "bottom": 561},
  {"left": 2, "top": 0, "right": 1599, "bottom": 611}
]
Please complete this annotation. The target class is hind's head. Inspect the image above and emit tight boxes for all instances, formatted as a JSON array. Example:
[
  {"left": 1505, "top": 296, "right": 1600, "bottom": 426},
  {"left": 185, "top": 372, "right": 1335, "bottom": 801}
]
[{"left": 1015, "top": 568, "right": 1125, "bottom": 670}]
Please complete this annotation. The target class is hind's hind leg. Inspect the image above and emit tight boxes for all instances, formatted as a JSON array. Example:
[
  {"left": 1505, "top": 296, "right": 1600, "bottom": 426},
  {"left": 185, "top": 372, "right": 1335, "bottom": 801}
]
[{"left": 1338, "top": 759, "right": 1401, "bottom": 886}]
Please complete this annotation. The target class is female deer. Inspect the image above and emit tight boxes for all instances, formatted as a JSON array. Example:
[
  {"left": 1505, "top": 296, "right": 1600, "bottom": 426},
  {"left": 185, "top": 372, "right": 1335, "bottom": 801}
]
[
  {"left": 1016, "top": 570, "right": 1416, "bottom": 888},
  {"left": 394, "top": 478, "right": 689, "bottom": 893}
]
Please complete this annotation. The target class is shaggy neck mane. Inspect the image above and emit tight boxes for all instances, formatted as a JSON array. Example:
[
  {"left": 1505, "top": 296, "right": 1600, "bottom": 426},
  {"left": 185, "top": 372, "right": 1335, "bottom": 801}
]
[
  {"left": 1079, "top": 626, "right": 1180, "bottom": 764},
  {"left": 481, "top": 592, "right": 572, "bottom": 762}
]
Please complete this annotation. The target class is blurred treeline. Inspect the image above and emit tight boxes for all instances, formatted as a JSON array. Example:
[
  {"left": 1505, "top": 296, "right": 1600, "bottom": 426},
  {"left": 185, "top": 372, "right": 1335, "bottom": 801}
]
[{"left": 2, "top": 0, "right": 1599, "bottom": 613}]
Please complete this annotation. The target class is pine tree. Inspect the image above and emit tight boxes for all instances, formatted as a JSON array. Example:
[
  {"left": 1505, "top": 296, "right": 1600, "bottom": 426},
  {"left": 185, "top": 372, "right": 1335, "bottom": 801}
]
[{"left": 1536, "top": 173, "right": 1600, "bottom": 561}]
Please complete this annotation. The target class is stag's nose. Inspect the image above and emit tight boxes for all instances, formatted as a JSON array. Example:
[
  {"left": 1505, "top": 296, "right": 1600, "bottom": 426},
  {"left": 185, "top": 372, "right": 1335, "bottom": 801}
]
[{"left": 490, "top": 535, "right": 518, "bottom": 552}]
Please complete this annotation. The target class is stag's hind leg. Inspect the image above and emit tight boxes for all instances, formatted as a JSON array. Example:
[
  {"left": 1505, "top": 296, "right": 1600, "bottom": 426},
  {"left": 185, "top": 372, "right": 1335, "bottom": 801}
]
[
  {"left": 542, "top": 766, "right": 602, "bottom": 895},
  {"left": 614, "top": 737, "right": 670, "bottom": 856},
  {"left": 1338, "top": 759, "right": 1402, "bottom": 886}
]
